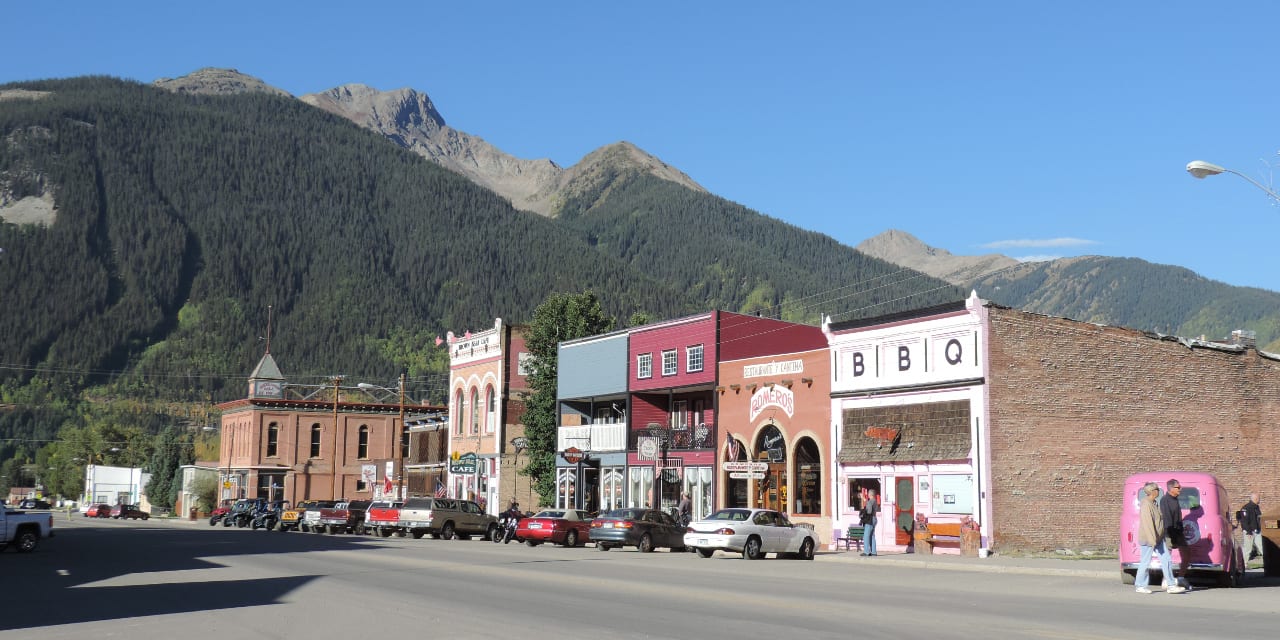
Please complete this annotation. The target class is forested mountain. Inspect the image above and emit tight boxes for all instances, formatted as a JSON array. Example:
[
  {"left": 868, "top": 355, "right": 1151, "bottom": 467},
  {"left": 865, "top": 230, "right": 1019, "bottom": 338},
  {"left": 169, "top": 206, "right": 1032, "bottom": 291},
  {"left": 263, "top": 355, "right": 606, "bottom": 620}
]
[
  {"left": 0, "top": 76, "right": 960, "bottom": 470},
  {"left": 861, "top": 230, "right": 1280, "bottom": 351}
]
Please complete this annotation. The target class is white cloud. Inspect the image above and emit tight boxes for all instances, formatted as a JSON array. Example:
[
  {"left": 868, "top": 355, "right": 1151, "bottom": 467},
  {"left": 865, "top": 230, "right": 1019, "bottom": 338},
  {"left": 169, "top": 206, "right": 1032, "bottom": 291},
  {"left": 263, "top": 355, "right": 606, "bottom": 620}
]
[
  {"left": 1014, "top": 255, "right": 1060, "bottom": 263},
  {"left": 980, "top": 237, "right": 1099, "bottom": 249}
]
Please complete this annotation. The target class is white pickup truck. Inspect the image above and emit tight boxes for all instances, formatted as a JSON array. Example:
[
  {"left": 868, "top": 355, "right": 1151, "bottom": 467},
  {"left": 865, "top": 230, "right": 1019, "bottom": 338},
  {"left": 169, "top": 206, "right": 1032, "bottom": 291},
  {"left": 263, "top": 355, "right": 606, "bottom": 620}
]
[{"left": 1, "top": 504, "right": 54, "bottom": 553}]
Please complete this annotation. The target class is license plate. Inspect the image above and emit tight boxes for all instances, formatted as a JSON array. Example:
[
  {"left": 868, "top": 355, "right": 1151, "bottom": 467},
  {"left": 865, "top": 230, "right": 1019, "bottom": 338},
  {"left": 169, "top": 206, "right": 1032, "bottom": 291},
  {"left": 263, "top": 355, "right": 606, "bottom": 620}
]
[
  {"left": 530, "top": 523, "right": 542, "bottom": 529},
  {"left": 698, "top": 539, "right": 708, "bottom": 545},
  {"left": 602, "top": 523, "right": 613, "bottom": 528}
]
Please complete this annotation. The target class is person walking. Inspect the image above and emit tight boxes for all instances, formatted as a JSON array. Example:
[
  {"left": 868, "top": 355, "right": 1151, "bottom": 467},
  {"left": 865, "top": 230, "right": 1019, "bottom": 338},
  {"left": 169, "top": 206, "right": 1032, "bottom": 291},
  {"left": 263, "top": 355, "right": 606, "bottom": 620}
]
[
  {"left": 860, "top": 489, "right": 879, "bottom": 557},
  {"left": 1135, "top": 482, "right": 1171, "bottom": 593},
  {"left": 1160, "top": 479, "right": 1190, "bottom": 593},
  {"left": 1239, "top": 493, "right": 1263, "bottom": 561}
]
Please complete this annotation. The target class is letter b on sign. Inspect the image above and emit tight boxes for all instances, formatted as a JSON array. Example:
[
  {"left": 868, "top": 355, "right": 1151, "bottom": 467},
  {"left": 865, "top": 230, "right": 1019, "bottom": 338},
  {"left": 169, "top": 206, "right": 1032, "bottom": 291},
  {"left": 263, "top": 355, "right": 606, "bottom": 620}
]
[
  {"left": 852, "top": 352, "right": 865, "bottom": 377},
  {"left": 898, "top": 346, "right": 911, "bottom": 372}
]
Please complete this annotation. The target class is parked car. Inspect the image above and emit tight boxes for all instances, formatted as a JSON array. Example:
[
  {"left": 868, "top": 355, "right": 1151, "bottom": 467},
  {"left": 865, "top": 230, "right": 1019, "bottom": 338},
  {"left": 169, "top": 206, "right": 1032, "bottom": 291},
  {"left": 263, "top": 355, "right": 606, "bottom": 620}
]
[
  {"left": 18, "top": 499, "right": 52, "bottom": 510},
  {"left": 110, "top": 504, "right": 150, "bottom": 520},
  {"left": 1120, "top": 471, "right": 1246, "bottom": 588},
  {"left": 590, "top": 508, "right": 687, "bottom": 552},
  {"left": 398, "top": 498, "right": 498, "bottom": 540},
  {"left": 516, "top": 508, "right": 593, "bottom": 547},
  {"left": 684, "top": 508, "right": 816, "bottom": 560},
  {"left": 315, "top": 500, "right": 372, "bottom": 534},
  {"left": 84, "top": 503, "right": 113, "bottom": 518},
  {"left": 365, "top": 500, "right": 404, "bottom": 538}
]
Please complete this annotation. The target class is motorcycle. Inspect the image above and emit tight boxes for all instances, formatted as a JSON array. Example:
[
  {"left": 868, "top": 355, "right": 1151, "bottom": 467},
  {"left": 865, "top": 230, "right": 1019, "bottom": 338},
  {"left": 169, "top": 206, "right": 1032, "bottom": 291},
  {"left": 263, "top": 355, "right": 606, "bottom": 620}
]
[{"left": 494, "top": 513, "right": 521, "bottom": 544}]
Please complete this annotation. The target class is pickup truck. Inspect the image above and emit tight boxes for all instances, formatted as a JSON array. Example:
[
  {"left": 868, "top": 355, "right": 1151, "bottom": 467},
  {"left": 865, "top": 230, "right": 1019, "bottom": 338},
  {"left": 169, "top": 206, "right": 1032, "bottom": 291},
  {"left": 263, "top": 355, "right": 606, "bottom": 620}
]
[
  {"left": 300, "top": 500, "right": 338, "bottom": 533},
  {"left": 398, "top": 498, "right": 499, "bottom": 540},
  {"left": 281, "top": 500, "right": 331, "bottom": 532},
  {"left": 315, "top": 500, "right": 371, "bottom": 534},
  {"left": 1, "top": 505, "right": 53, "bottom": 553},
  {"left": 365, "top": 500, "right": 403, "bottom": 538}
]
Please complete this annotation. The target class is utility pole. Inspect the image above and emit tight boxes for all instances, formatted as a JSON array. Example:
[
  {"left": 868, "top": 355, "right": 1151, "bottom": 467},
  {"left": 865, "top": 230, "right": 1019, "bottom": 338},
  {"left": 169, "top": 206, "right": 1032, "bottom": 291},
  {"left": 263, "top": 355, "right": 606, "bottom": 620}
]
[
  {"left": 332, "top": 375, "right": 343, "bottom": 501},
  {"left": 397, "top": 372, "right": 406, "bottom": 501}
]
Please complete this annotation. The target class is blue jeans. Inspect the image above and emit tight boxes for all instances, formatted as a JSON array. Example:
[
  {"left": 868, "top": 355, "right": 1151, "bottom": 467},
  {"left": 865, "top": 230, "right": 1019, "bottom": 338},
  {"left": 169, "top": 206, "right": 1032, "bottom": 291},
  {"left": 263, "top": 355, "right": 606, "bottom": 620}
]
[
  {"left": 1137, "top": 540, "right": 1173, "bottom": 588},
  {"left": 1157, "top": 540, "right": 1176, "bottom": 585},
  {"left": 863, "top": 521, "right": 877, "bottom": 555}
]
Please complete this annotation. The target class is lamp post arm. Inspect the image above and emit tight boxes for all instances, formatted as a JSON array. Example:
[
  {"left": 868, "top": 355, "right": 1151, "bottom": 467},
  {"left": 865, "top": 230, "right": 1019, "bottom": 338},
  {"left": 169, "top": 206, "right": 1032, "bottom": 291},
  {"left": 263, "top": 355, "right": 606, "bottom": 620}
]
[{"left": 1221, "top": 167, "right": 1280, "bottom": 203}]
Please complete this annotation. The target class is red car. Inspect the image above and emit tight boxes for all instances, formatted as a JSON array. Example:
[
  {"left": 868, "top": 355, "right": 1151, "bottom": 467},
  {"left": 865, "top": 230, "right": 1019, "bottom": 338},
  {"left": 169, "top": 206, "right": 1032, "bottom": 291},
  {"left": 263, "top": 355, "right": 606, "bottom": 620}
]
[
  {"left": 84, "top": 503, "right": 112, "bottom": 518},
  {"left": 110, "top": 504, "right": 150, "bottom": 520},
  {"left": 515, "top": 508, "right": 593, "bottom": 547}
]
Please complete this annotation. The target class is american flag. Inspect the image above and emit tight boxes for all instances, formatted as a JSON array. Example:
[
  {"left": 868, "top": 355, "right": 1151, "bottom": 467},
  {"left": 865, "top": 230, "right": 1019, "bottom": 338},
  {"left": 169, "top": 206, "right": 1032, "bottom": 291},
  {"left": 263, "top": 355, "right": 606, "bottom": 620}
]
[
  {"left": 726, "top": 433, "right": 741, "bottom": 461},
  {"left": 434, "top": 480, "right": 447, "bottom": 498}
]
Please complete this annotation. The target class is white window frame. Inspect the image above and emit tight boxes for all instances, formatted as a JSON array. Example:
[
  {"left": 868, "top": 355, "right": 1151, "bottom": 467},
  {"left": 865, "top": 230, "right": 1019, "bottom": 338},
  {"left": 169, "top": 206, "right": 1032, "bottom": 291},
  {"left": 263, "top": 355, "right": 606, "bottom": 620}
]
[
  {"left": 485, "top": 386, "right": 497, "bottom": 433},
  {"left": 637, "top": 353, "right": 652, "bottom": 379},
  {"left": 686, "top": 344, "right": 704, "bottom": 373},
  {"left": 661, "top": 349, "right": 677, "bottom": 376}
]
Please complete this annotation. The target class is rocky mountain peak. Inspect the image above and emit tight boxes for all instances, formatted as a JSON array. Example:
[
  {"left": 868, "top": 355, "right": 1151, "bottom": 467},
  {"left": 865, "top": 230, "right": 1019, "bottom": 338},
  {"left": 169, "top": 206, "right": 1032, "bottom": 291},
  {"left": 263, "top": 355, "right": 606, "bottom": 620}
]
[
  {"left": 299, "top": 84, "right": 446, "bottom": 137},
  {"left": 570, "top": 141, "right": 705, "bottom": 195},
  {"left": 857, "top": 229, "right": 1020, "bottom": 285},
  {"left": 153, "top": 68, "right": 291, "bottom": 98}
]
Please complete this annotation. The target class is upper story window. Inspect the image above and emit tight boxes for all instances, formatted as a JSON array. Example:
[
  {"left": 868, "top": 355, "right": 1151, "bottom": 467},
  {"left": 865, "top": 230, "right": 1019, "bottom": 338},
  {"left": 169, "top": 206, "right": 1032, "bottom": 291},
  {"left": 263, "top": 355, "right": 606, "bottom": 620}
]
[
  {"left": 671, "top": 400, "right": 688, "bottom": 430},
  {"left": 310, "top": 424, "right": 322, "bottom": 458},
  {"left": 686, "top": 344, "right": 704, "bottom": 372},
  {"left": 486, "top": 386, "right": 497, "bottom": 433},
  {"left": 662, "top": 350, "right": 677, "bottom": 376},
  {"left": 470, "top": 388, "right": 480, "bottom": 435},
  {"left": 454, "top": 390, "right": 465, "bottom": 435},
  {"left": 266, "top": 422, "right": 279, "bottom": 457},
  {"left": 357, "top": 425, "right": 370, "bottom": 459},
  {"left": 637, "top": 353, "right": 652, "bottom": 379}
]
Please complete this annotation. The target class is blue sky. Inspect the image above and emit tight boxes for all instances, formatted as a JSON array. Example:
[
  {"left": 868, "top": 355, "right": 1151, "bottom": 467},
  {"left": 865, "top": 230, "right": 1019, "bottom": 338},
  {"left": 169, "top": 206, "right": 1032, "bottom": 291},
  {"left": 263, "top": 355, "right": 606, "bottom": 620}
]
[{"left": 5, "top": 1, "right": 1280, "bottom": 292}]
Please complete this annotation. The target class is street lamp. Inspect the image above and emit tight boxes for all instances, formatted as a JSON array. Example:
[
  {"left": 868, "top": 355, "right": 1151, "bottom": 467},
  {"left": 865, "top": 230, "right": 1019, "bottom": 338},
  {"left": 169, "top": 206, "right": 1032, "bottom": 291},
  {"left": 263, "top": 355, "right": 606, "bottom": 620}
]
[
  {"left": 1186, "top": 160, "right": 1280, "bottom": 202},
  {"left": 358, "top": 374, "right": 406, "bottom": 500}
]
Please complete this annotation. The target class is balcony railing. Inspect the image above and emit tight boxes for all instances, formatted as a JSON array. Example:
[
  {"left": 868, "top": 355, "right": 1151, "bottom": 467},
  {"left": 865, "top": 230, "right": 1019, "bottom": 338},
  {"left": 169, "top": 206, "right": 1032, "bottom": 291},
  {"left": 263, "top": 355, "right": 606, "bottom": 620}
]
[
  {"left": 557, "top": 423, "right": 628, "bottom": 453},
  {"left": 629, "top": 423, "right": 714, "bottom": 452}
]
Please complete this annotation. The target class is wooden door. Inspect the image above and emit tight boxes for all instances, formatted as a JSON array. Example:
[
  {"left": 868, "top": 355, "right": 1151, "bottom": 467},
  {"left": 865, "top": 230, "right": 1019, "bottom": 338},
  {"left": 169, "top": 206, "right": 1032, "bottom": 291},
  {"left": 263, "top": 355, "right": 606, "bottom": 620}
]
[{"left": 894, "top": 476, "right": 914, "bottom": 546}]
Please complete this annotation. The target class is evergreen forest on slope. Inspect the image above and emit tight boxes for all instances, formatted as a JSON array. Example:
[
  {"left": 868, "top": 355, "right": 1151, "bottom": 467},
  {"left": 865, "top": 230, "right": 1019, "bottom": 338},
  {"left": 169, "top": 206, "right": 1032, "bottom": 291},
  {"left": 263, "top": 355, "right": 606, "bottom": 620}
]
[{"left": 0, "top": 76, "right": 961, "bottom": 477}]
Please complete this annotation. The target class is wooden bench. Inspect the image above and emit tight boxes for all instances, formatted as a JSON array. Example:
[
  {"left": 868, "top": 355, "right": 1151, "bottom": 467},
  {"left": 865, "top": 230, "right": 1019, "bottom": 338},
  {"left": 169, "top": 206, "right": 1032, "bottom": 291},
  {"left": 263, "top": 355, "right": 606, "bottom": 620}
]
[
  {"left": 835, "top": 527, "right": 866, "bottom": 551},
  {"left": 915, "top": 521, "right": 962, "bottom": 555}
]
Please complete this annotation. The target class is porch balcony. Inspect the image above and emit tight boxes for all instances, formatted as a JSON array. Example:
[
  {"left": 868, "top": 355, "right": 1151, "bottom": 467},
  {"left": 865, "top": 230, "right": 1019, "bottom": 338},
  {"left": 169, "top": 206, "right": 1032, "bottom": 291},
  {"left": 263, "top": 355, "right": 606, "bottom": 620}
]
[{"left": 557, "top": 422, "right": 628, "bottom": 453}]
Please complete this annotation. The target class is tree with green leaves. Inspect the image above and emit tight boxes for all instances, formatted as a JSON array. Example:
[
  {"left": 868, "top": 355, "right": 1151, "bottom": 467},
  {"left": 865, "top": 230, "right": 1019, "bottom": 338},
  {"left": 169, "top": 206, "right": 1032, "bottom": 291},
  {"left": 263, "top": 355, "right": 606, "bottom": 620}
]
[
  {"left": 521, "top": 291, "right": 616, "bottom": 506},
  {"left": 144, "top": 427, "right": 194, "bottom": 510}
]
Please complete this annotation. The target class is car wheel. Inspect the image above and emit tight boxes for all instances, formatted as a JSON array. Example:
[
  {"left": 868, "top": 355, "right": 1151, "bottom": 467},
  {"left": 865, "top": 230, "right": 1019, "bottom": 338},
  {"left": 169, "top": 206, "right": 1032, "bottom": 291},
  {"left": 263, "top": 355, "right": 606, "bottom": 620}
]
[
  {"left": 743, "top": 536, "right": 763, "bottom": 560},
  {"left": 485, "top": 524, "right": 498, "bottom": 541},
  {"left": 15, "top": 529, "right": 38, "bottom": 553},
  {"left": 565, "top": 530, "right": 579, "bottom": 548},
  {"left": 798, "top": 538, "right": 815, "bottom": 560},
  {"left": 697, "top": 548, "right": 714, "bottom": 558},
  {"left": 355, "top": 525, "right": 366, "bottom": 536},
  {"left": 638, "top": 534, "right": 654, "bottom": 553},
  {"left": 376, "top": 528, "right": 390, "bottom": 538},
  {"left": 411, "top": 530, "right": 425, "bottom": 539},
  {"left": 596, "top": 543, "right": 611, "bottom": 551},
  {"left": 441, "top": 522, "right": 456, "bottom": 541},
  {"left": 526, "top": 539, "right": 540, "bottom": 547}
]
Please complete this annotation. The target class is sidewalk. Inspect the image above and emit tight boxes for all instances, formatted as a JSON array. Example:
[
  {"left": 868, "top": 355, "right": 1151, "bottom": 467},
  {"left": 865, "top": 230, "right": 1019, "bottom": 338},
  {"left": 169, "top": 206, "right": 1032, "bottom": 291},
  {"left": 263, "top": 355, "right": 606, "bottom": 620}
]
[{"left": 817, "top": 548, "right": 1117, "bottom": 579}]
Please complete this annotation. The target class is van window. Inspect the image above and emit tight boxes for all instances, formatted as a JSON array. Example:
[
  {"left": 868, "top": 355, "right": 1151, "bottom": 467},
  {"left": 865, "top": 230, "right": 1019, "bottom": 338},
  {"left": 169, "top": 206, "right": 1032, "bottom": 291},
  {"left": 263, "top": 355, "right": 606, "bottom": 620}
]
[{"left": 1177, "top": 488, "right": 1200, "bottom": 510}]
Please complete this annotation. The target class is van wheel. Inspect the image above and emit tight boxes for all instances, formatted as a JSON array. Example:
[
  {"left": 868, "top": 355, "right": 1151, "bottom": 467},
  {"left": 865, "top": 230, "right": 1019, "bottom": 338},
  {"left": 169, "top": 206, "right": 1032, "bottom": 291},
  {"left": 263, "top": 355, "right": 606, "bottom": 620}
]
[{"left": 1120, "top": 570, "right": 1136, "bottom": 585}]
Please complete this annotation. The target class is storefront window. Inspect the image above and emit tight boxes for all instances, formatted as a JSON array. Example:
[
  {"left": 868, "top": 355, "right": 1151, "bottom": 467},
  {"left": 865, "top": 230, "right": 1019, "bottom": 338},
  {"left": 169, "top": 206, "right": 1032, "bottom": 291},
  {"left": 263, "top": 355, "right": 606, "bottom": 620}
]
[
  {"left": 847, "top": 478, "right": 881, "bottom": 514},
  {"left": 794, "top": 437, "right": 821, "bottom": 515},
  {"left": 600, "top": 467, "right": 624, "bottom": 511},
  {"left": 557, "top": 469, "right": 577, "bottom": 509},
  {"left": 682, "top": 466, "right": 713, "bottom": 520},
  {"left": 628, "top": 466, "right": 654, "bottom": 508}
]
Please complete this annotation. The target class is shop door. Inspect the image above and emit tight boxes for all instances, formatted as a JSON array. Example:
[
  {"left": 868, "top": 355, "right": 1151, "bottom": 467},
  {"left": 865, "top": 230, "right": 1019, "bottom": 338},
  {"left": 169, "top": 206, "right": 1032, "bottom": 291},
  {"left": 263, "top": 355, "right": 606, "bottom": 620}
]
[
  {"left": 757, "top": 465, "right": 787, "bottom": 512},
  {"left": 894, "top": 477, "right": 914, "bottom": 546}
]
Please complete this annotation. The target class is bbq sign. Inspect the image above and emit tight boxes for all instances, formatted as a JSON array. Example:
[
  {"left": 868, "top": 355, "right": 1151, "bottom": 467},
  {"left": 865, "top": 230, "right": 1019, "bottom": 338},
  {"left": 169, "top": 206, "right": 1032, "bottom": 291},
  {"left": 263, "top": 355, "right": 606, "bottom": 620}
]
[{"left": 749, "top": 385, "right": 794, "bottom": 421}]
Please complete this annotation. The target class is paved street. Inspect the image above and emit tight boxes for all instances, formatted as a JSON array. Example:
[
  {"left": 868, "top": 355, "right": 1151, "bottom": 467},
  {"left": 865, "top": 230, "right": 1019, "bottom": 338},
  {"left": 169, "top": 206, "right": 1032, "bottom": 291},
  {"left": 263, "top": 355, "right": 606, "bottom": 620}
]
[{"left": 6, "top": 516, "right": 1278, "bottom": 639}]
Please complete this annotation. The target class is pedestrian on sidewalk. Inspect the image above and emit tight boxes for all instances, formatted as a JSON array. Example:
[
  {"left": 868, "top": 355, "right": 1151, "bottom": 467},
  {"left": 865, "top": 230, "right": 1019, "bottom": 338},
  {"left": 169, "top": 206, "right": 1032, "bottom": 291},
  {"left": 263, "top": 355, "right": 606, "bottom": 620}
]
[
  {"left": 1135, "top": 482, "right": 1170, "bottom": 594},
  {"left": 860, "top": 489, "right": 879, "bottom": 557},
  {"left": 1238, "top": 493, "right": 1262, "bottom": 561},
  {"left": 1160, "top": 479, "right": 1189, "bottom": 593}
]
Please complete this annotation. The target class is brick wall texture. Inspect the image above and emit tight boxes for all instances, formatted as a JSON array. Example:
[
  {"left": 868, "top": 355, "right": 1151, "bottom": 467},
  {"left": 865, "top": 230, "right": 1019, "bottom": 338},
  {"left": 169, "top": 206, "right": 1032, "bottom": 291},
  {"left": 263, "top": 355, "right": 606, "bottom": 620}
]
[{"left": 987, "top": 306, "right": 1280, "bottom": 552}]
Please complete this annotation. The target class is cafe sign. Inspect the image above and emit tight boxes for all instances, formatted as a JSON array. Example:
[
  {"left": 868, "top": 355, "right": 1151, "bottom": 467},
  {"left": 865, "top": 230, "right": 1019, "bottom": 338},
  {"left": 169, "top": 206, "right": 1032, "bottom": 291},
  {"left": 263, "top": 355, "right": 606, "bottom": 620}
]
[{"left": 449, "top": 451, "right": 478, "bottom": 474}]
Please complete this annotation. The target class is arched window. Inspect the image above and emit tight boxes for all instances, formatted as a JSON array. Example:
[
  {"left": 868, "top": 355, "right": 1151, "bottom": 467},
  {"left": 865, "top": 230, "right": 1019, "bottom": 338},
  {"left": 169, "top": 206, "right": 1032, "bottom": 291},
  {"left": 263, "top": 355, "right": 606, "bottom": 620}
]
[
  {"left": 470, "top": 388, "right": 480, "bottom": 434},
  {"left": 358, "top": 425, "right": 370, "bottom": 459},
  {"left": 266, "top": 422, "right": 279, "bottom": 457},
  {"left": 485, "top": 386, "right": 497, "bottom": 433},
  {"left": 310, "top": 424, "right": 322, "bottom": 458},
  {"left": 454, "top": 390, "right": 465, "bottom": 435},
  {"left": 793, "top": 437, "right": 822, "bottom": 515}
]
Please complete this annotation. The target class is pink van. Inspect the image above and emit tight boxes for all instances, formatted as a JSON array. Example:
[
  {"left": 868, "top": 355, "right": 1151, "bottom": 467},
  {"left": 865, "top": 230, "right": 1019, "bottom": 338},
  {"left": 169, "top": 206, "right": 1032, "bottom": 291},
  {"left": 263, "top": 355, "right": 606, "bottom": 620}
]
[{"left": 1120, "top": 471, "right": 1245, "bottom": 587}]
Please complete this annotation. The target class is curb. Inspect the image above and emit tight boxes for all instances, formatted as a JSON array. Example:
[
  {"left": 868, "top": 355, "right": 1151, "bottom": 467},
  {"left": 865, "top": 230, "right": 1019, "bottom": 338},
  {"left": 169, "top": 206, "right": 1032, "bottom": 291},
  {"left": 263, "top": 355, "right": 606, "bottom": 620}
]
[{"left": 816, "top": 551, "right": 1114, "bottom": 579}]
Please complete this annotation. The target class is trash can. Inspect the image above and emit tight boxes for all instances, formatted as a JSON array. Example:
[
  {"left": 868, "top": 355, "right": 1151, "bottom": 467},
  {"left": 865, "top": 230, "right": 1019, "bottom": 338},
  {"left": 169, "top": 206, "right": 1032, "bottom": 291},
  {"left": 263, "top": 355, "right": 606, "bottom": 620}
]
[{"left": 1261, "top": 509, "right": 1280, "bottom": 578}]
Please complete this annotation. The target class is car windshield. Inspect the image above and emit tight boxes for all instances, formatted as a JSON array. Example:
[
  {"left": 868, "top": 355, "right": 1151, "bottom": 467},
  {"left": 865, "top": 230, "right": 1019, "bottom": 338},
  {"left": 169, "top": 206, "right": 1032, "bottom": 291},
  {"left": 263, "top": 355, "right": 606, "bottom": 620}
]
[{"left": 704, "top": 509, "right": 751, "bottom": 522}]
